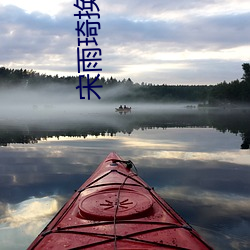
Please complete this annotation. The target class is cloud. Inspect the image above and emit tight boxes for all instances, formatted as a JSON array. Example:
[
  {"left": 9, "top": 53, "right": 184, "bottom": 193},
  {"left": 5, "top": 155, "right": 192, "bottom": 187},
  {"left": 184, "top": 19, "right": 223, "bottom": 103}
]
[
  {"left": 100, "top": 12, "right": 250, "bottom": 49},
  {"left": 0, "top": 196, "right": 61, "bottom": 249},
  {"left": 0, "top": 4, "right": 75, "bottom": 72},
  {"left": 99, "top": 0, "right": 250, "bottom": 20},
  {"left": 0, "top": 196, "right": 59, "bottom": 229},
  {"left": 99, "top": 0, "right": 214, "bottom": 19},
  {"left": 0, "top": 1, "right": 250, "bottom": 84}
]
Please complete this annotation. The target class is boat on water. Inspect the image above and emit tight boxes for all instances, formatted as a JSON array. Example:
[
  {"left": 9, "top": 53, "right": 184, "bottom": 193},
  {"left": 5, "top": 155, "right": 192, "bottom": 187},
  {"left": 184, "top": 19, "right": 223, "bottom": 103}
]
[
  {"left": 115, "top": 106, "right": 132, "bottom": 113},
  {"left": 28, "top": 152, "right": 213, "bottom": 249}
]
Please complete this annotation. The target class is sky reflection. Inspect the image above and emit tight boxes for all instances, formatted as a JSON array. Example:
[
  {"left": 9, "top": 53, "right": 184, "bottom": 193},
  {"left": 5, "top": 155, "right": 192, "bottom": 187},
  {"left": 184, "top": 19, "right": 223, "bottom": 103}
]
[
  {"left": 0, "top": 127, "right": 250, "bottom": 249},
  {"left": 0, "top": 196, "right": 61, "bottom": 250}
]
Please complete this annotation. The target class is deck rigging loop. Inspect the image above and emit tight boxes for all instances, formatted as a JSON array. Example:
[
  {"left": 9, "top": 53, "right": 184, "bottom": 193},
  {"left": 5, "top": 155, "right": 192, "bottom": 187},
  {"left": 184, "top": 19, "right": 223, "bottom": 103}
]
[
  {"left": 113, "top": 168, "right": 137, "bottom": 249},
  {"left": 108, "top": 158, "right": 138, "bottom": 174}
]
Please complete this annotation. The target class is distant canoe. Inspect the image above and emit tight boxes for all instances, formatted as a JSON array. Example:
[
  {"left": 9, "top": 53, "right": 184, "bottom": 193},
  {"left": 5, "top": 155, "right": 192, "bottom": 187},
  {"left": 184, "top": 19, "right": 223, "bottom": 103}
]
[{"left": 115, "top": 107, "right": 132, "bottom": 113}]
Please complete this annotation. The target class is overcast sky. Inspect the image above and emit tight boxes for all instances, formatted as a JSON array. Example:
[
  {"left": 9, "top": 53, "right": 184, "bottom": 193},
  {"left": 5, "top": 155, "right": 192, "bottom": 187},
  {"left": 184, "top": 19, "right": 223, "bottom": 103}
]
[{"left": 0, "top": 0, "right": 250, "bottom": 85}]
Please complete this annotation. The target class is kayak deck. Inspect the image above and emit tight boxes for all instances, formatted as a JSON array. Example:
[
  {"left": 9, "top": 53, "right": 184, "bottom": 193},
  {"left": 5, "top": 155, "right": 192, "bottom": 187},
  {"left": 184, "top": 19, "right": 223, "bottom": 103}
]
[{"left": 28, "top": 152, "right": 213, "bottom": 249}]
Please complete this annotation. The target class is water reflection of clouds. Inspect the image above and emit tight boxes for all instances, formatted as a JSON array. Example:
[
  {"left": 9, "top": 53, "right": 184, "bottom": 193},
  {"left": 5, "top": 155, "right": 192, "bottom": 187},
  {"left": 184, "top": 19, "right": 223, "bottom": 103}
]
[
  {"left": 117, "top": 127, "right": 243, "bottom": 152},
  {"left": 161, "top": 187, "right": 250, "bottom": 250},
  {"left": 157, "top": 186, "right": 250, "bottom": 216},
  {"left": 0, "top": 196, "right": 61, "bottom": 250},
  {"left": 0, "top": 127, "right": 249, "bottom": 249},
  {"left": 154, "top": 150, "right": 250, "bottom": 166},
  {"left": 0, "top": 196, "right": 59, "bottom": 228}
]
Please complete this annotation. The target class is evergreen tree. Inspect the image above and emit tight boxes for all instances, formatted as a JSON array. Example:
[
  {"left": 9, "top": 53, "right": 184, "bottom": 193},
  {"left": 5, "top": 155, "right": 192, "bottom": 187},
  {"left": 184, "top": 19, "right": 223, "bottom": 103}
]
[{"left": 242, "top": 63, "right": 250, "bottom": 83}]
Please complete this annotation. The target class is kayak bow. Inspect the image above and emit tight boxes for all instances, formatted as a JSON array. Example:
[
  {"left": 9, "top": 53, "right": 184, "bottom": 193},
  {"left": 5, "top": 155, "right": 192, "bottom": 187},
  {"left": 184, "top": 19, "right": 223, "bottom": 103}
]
[{"left": 28, "top": 152, "right": 213, "bottom": 249}]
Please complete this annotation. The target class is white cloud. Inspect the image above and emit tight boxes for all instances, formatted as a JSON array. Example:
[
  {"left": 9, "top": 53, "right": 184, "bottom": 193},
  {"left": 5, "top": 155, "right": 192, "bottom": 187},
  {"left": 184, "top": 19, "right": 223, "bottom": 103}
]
[
  {"left": 0, "top": 196, "right": 59, "bottom": 230},
  {"left": 0, "top": 0, "right": 67, "bottom": 16}
]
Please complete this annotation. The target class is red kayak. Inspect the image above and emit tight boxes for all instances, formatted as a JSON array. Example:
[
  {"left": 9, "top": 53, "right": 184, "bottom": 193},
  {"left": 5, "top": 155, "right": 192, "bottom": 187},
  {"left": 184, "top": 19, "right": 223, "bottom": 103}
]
[{"left": 28, "top": 152, "right": 213, "bottom": 249}]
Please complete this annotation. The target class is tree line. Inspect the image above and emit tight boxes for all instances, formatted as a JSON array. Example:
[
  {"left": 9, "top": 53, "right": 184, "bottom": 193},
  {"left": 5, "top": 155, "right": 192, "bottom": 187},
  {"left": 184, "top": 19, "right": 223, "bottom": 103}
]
[
  {"left": 208, "top": 63, "right": 250, "bottom": 105},
  {"left": 0, "top": 63, "right": 249, "bottom": 104}
]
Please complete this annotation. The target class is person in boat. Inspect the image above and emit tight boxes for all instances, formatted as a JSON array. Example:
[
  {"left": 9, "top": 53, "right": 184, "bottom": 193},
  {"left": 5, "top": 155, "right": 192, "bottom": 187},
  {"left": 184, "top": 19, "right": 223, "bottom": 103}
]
[
  {"left": 119, "top": 105, "right": 123, "bottom": 109},
  {"left": 124, "top": 105, "right": 127, "bottom": 109}
]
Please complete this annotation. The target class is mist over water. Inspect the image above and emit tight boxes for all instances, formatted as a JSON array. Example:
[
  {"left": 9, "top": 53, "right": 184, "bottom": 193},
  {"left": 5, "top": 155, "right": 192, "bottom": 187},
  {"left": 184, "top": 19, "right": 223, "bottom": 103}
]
[
  {"left": 0, "top": 84, "right": 198, "bottom": 125},
  {"left": 1, "top": 84, "right": 250, "bottom": 150},
  {"left": 0, "top": 85, "right": 109, "bottom": 120}
]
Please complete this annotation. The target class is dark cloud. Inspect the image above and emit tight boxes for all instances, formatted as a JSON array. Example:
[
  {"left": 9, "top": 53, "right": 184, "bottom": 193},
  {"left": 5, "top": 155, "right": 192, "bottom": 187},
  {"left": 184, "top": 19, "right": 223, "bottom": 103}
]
[
  {"left": 184, "top": 13, "right": 250, "bottom": 49},
  {"left": 100, "top": 12, "right": 250, "bottom": 49},
  {"left": 99, "top": 0, "right": 216, "bottom": 17}
]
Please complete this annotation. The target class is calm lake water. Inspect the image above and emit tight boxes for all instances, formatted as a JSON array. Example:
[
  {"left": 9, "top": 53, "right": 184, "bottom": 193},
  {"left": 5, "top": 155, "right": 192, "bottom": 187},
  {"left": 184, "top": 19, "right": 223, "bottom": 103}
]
[{"left": 0, "top": 104, "right": 250, "bottom": 249}]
